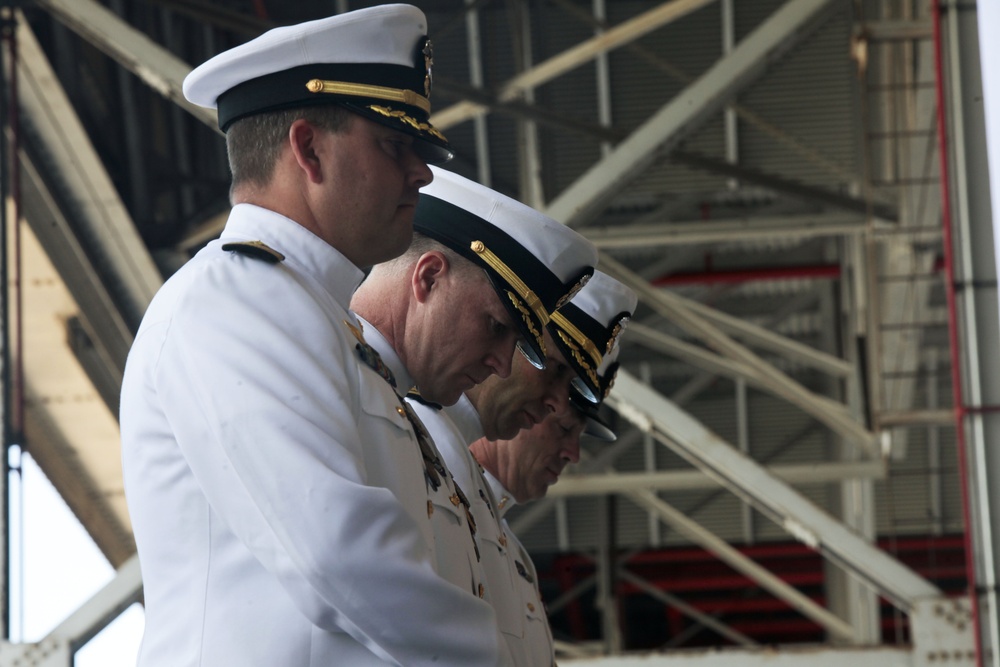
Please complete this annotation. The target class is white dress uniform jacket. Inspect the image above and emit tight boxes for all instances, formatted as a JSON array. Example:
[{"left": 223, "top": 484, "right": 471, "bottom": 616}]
[
  {"left": 484, "top": 471, "right": 556, "bottom": 667},
  {"left": 120, "top": 204, "right": 508, "bottom": 667},
  {"left": 359, "top": 322, "right": 489, "bottom": 602},
  {"left": 408, "top": 396, "right": 554, "bottom": 665}
]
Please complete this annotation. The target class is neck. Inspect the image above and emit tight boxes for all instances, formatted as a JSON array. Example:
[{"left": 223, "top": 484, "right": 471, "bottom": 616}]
[{"left": 469, "top": 437, "right": 500, "bottom": 480}]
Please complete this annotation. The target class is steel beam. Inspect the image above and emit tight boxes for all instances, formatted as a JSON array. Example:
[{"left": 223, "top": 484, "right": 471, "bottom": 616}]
[
  {"left": 544, "top": 0, "right": 837, "bottom": 228},
  {"left": 549, "top": 461, "right": 885, "bottom": 497},
  {"left": 625, "top": 489, "right": 856, "bottom": 640},
  {"left": 15, "top": 14, "right": 161, "bottom": 324},
  {"left": 582, "top": 214, "right": 873, "bottom": 249},
  {"left": 0, "top": 555, "right": 142, "bottom": 667},
  {"left": 31, "top": 0, "right": 216, "bottom": 129},
  {"left": 606, "top": 369, "right": 942, "bottom": 610},
  {"left": 431, "top": 0, "right": 717, "bottom": 130},
  {"left": 601, "top": 254, "right": 875, "bottom": 452}
]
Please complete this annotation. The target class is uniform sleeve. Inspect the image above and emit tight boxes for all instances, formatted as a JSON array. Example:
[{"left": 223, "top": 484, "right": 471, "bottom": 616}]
[{"left": 148, "top": 259, "right": 510, "bottom": 667}]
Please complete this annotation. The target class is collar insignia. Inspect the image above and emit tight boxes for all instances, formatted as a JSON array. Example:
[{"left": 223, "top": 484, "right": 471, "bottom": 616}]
[
  {"left": 515, "top": 560, "right": 534, "bottom": 584},
  {"left": 344, "top": 320, "right": 396, "bottom": 389},
  {"left": 401, "top": 401, "right": 447, "bottom": 491}
]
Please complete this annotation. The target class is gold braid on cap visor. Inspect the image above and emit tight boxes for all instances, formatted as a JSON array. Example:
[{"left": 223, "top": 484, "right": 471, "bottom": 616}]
[
  {"left": 306, "top": 79, "right": 430, "bottom": 112},
  {"left": 305, "top": 80, "right": 447, "bottom": 142},
  {"left": 550, "top": 311, "right": 602, "bottom": 387},
  {"left": 471, "top": 240, "right": 549, "bottom": 353}
]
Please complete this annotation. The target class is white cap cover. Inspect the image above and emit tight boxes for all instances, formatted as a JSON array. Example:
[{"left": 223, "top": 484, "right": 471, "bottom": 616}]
[
  {"left": 414, "top": 166, "right": 598, "bottom": 366},
  {"left": 549, "top": 271, "right": 637, "bottom": 403},
  {"left": 183, "top": 4, "right": 451, "bottom": 162}
]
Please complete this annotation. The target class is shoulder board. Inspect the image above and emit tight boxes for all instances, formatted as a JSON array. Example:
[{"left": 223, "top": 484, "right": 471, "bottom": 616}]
[
  {"left": 221, "top": 240, "right": 285, "bottom": 264},
  {"left": 406, "top": 388, "right": 442, "bottom": 411}
]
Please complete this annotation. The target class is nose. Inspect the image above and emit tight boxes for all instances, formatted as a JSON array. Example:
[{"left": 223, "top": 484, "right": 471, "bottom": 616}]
[
  {"left": 561, "top": 435, "right": 581, "bottom": 464},
  {"left": 541, "top": 381, "right": 571, "bottom": 416},
  {"left": 486, "top": 342, "right": 516, "bottom": 380},
  {"left": 407, "top": 151, "right": 434, "bottom": 188}
]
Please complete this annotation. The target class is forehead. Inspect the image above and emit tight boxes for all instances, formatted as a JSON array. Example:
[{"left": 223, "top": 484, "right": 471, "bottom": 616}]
[{"left": 558, "top": 408, "right": 587, "bottom": 432}]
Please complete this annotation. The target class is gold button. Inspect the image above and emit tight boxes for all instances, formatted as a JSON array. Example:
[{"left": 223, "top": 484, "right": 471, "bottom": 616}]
[
  {"left": 499, "top": 534, "right": 507, "bottom": 548},
  {"left": 478, "top": 583, "right": 485, "bottom": 598},
  {"left": 396, "top": 406, "right": 406, "bottom": 417},
  {"left": 450, "top": 494, "right": 461, "bottom": 507},
  {"left": 527, "top": 603, "right": 535, "bottom": 612},
  {"left": 427, "top": 500, "right": 434, "bottom": 518}
]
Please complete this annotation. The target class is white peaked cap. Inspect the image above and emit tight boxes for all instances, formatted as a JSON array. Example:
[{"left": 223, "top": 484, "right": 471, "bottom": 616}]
[
  {"left": 414, "top": 166, "right": 598, "bottom": 367},
  {"left": 549, "top": 270, "right": 637, "bottom": 403},
  {"left": 183, "top": 4, "right": 452, "bottom": 162}
]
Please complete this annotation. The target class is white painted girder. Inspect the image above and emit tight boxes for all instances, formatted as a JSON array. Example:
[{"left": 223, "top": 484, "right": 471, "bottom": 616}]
[
  {"left": 544, "top": 0, "right": 838, "bottom": 228},
  {"left": 605, "top": 369, "right": 942, "bottom": 610},
  {"left": 549, "top": 460, "right": 885, "bottom": 497},
  {"left": 0, "top": 556, "right": 142, "bottom": 667},
  {"left": 600, "top": 254, "right": 877, "bottom": 453},
  {"left": 15, "top": 14, "right": 161, "bottom": 317},
  {"left": 431, "top": 0, "right": 718, "bottom": 130},
  {"left": 626, "top": 488, "right": 856, "bottom": 641},
  {"left": 581, "top": 214, "right": 875, "bottom": 249}
]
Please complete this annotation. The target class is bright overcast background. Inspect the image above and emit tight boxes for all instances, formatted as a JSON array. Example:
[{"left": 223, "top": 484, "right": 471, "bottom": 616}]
[{"left": 11, "top": 448, "right": 143, "bottom": 665}]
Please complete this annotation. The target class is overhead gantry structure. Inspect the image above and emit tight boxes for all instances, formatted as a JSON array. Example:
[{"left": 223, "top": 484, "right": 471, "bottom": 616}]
[{"left": 1, "top": 1, "right": 997, "bottom": 665}]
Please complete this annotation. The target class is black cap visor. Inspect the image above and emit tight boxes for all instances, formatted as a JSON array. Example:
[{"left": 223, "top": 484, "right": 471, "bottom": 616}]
[
  {"left": 216, "top": 62, "right": 453, "bottom": 164},
  {"left": 481, "top": 270, "right": 547, "bottom": 369},
  {"left": 570, "top": 389, "right": 616, "bottom": 442},
  {"left": 340, "top": 101, "right": 453, "bottom": 164}
]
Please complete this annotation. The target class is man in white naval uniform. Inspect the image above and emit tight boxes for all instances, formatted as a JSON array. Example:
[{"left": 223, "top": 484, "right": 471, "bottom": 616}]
[
  {"left": 411, "top": 271, "right": 637, "bottom": 665},
  {"left": 121, "top": 7, "right": 518, "bottom": 666},
  {"left": 351, "top": 167, "right": 598, "bottom": 602}
]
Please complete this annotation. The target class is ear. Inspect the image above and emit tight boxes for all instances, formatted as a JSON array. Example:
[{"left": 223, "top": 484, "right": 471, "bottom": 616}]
[
  {"left": 288, "top": 119, "right": 324, "bottom": 184},
  {"left": 412, "top": 251, "right": 450, "bottom": 303}
]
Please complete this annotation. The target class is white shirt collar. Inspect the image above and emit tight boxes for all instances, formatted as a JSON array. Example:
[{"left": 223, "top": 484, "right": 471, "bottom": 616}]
[
  {"left": 442, "top": 394, "right": 485, "bottom": 444},
  {"left": 222, "top": 203, "right": 365, "bottom": 311}
]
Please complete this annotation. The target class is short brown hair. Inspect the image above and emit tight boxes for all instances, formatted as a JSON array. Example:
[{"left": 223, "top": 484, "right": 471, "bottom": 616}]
[{"left": 226, "top": 105, "right": 352, "bottom": 194}]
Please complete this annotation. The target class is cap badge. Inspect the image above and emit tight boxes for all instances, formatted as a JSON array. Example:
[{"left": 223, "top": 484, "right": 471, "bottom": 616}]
[
  {"left": 606, "top": 315, "right": 630, "bottom": 355},
  {"left": 554, "top": 272, "right": 592, "bottom": 312},
  {"left": 422, "top": 38, "right": 434, "bottom": 99}
]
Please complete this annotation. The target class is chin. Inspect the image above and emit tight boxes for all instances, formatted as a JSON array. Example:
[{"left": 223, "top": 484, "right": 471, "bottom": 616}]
[{"left": 431, "top": 387, "right": 462, "bottom": 408}]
